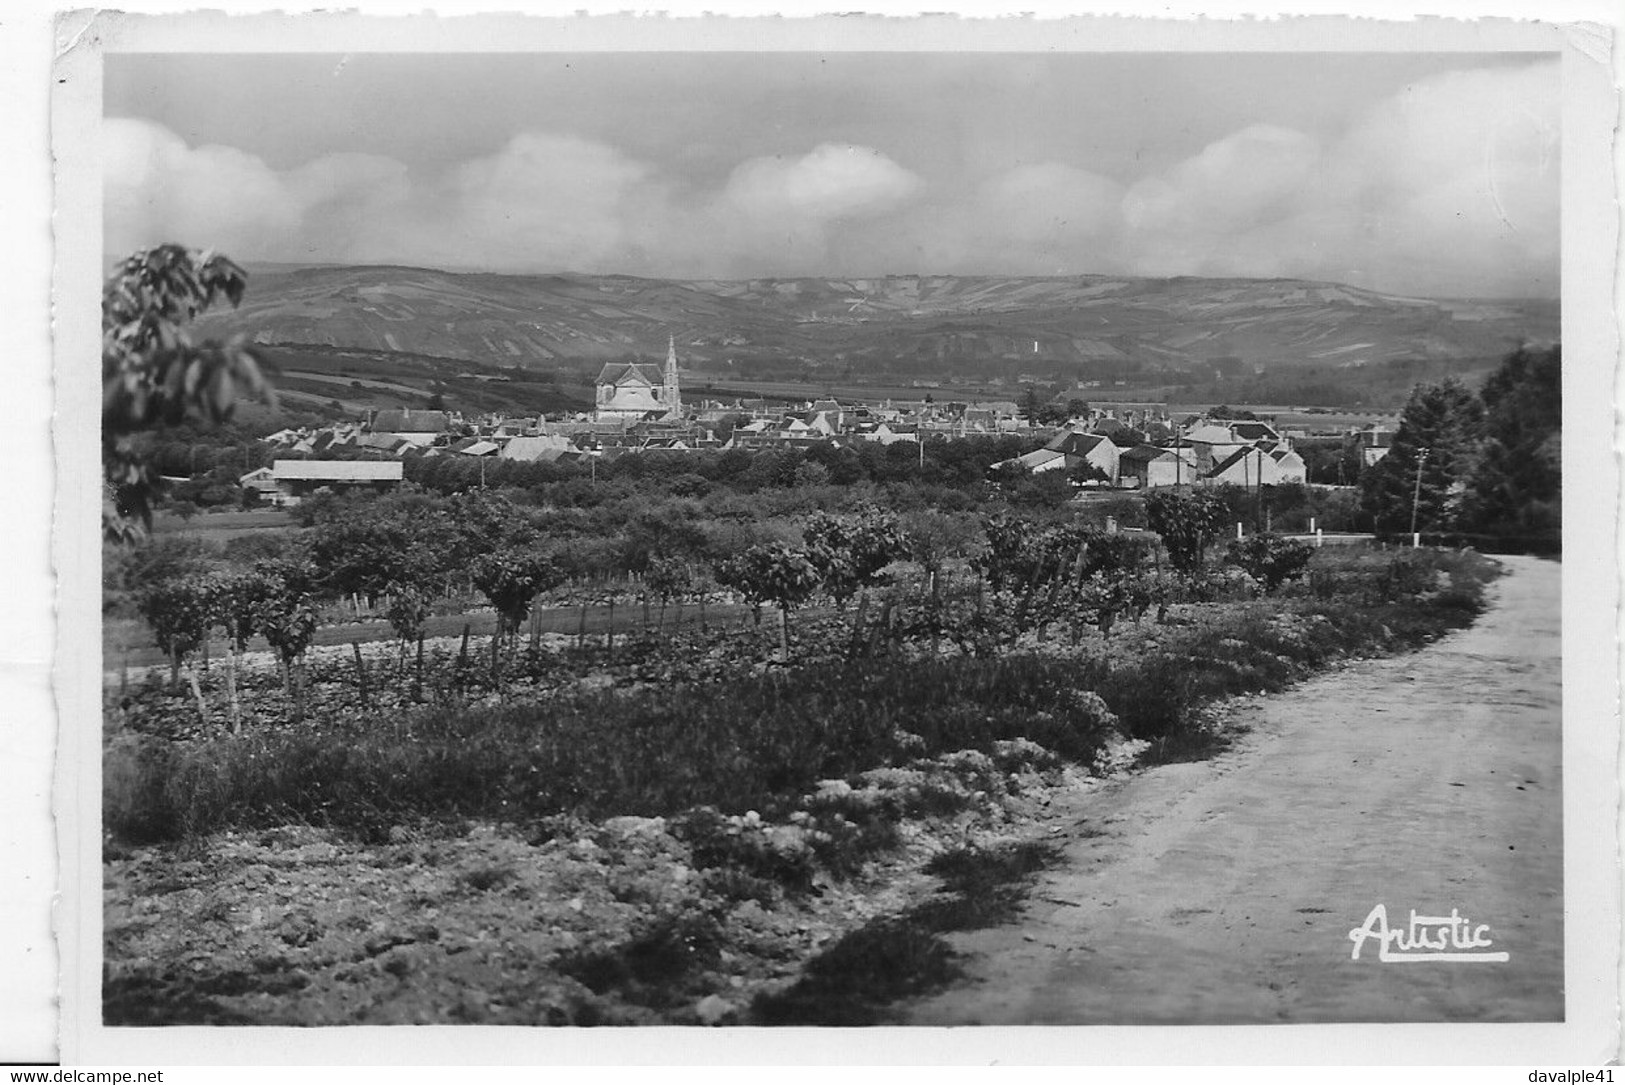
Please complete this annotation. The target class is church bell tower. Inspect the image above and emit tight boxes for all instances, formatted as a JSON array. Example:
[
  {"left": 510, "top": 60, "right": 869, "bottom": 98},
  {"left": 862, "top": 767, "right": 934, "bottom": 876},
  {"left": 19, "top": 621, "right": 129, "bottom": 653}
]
[{"left": 664, "top": 335, "right": 682, "bottom": 416}]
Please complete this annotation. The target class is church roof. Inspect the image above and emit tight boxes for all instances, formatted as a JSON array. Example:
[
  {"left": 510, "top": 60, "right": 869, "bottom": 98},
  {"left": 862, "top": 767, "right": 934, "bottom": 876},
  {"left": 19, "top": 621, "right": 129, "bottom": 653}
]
[{"left": 596, "top": 362, "right": 662, "bottom": 386}]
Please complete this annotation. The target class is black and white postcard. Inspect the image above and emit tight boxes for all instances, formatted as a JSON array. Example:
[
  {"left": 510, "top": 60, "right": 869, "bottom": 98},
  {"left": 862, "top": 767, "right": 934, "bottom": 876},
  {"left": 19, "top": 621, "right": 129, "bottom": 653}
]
[{"left": 45, "top": 5, "right": 1620, "bottom": 1067}]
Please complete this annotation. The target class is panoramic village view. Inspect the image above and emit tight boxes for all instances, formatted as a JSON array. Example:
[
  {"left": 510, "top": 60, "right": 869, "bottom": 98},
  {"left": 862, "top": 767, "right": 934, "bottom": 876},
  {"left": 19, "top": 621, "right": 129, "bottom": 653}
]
[{"left": 101, "top": 51, "right": 1563, "bottom": 1027}]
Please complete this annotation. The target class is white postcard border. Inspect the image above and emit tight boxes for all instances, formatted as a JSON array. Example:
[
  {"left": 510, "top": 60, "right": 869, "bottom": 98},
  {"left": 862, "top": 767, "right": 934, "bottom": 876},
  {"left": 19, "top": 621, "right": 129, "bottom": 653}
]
[{"left": 46, "top": 8, "right": 1622, "bottom": 1066}]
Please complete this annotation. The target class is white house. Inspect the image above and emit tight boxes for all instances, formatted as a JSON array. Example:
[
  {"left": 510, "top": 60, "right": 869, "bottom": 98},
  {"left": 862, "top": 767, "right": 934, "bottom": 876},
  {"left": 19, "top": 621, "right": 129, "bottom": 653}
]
[
  {"left": 369, "top": 408, "right": 452, "bottom": 448},
  {"left": 238, "top": 466, "right": 284, "bottom": 505},
  {"left": 1202, "top": 445, "right": 1305, "bottom": 487},
  {"left": 1119, "top": 445, "right": 1200, "bottom": 489},
  {"left": 1185, "top": 419, "right": 1287, "bottom": 473},
  {"left": 1046, "top": 430, "right": 1122, "bottom": 484}
]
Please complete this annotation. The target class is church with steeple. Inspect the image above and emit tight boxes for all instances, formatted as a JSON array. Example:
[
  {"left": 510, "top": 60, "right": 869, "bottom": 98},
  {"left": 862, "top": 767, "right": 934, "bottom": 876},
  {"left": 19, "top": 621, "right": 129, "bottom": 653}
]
[{"left": 594, "top": 336, "right": 684, "bottom": 422}]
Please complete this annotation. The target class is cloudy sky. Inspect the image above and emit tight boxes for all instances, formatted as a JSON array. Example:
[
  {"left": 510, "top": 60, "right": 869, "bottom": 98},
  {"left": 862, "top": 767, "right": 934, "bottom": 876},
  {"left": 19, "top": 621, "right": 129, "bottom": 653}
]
[{"left": 104, "top": 51, "right": 1559, "bottom": 298}]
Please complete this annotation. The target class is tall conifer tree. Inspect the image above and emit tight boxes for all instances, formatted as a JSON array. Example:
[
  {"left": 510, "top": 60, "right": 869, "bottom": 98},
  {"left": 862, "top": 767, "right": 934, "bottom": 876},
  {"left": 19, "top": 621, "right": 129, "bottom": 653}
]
[{"left": 1360, "top": 378, "right": 1484, "bottom": 535}]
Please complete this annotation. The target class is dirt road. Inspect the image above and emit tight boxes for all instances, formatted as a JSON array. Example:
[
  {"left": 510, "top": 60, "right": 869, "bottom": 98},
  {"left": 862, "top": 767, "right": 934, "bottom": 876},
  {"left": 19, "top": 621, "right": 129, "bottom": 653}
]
[{"left": 905, "top": 555, "right": 1563, "bottom": 1025}]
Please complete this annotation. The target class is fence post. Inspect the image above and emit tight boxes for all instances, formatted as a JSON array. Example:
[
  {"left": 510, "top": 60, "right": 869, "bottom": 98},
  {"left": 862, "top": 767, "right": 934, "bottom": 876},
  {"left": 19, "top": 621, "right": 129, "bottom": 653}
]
[
  {"left": 414, "top": 635, "right": 425, "bottom": 701},
  {"left": 457, "top": 622, "right": 471, "bottom": 690},
  {"left": 351, "top": 641, "right": 368, "bottom": 710}
]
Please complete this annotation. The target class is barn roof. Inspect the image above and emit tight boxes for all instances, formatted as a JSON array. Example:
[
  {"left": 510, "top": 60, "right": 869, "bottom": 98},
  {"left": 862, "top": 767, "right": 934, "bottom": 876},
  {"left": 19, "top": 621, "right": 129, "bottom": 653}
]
[{"left": 272, "top": 460, "right": 404, "bottom": 481}]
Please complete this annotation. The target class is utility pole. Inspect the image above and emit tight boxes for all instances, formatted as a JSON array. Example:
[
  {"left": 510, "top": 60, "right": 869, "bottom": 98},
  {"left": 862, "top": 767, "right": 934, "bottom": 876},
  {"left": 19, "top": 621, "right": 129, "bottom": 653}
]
[
  {"left": 1410, "top": 446, "right": 1430, "bottom": 544},
  {"left": 1254, "top": 448, "right": 1263, "bottom": 533}
]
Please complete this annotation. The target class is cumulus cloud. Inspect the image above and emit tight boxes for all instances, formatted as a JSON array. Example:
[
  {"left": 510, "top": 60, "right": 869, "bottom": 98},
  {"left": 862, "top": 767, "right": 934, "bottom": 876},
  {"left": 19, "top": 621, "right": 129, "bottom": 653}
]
[
  {"left": 721, "top": 143, "right": 922, "bottom": 222},
  {"left": 701, "top": 144, "right": 924, "bottom": 276},
  {"left": 104, "top": 119, "right": 676, "bottom": 273},
  {"left": 1122, "top": 125, "right": 1320, "bottom": 238},
  {"left": 103, "top": 60, "right": 1558, "bottom": 297},
  {"left": 1114, "top": 62, "right": 1558, "bottom": 294},
  {"left": 105, "top": 118, "right": 306, "bottom": 260},
  {"left": 416, "top": 133, "right": 669, "bottom": 272},
  {"left": 103, "top": 123, "right": 926, "bottom": 279}
]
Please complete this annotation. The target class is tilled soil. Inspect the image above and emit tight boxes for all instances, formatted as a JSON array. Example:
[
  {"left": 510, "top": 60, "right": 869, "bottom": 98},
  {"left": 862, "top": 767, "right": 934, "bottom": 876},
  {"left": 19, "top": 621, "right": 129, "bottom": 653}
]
[
  {"left": 101, "top": 767, "right": 1120, "bottom": 1026},
  {"left": 903, "top": 555, "right": 1562, "bottom": 1025}
]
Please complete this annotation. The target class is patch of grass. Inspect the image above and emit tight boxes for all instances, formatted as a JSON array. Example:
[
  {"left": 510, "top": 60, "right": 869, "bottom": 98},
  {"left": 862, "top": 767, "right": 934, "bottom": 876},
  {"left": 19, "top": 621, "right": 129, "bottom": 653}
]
[
  {"left": 555, "top": 912, "right": 724, "bottom": 1010},
  {"left": 752, "top": 920, "right": 961, "bottom": 1025},
  {"left": 751, "top": 838, "right": 1062, "bottom": 1024},
  {"left": 1141, "top": 719, "right": 1246, "bottom": 768},
  {"left": 699, "top": 866, "right": 781, "bottom": 905},
  {"left": 914, "top": 839, "right": 1062, "bottom": 931},
  {"left": 461, "top": 864, "right": 516, "bottom": 893},
  {"left": 103, "top": 960, "right": 311, "bottom": 1025}
]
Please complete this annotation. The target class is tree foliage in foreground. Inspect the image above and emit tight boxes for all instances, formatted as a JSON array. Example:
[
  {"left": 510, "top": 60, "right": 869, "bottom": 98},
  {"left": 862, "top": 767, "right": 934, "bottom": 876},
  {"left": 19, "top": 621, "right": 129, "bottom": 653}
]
[
  {"left": 1226, "top": 533, "right": 1314, "bottom": 594},
  {"left": 471, "top": 549, "right": 566, "bottom": 640},
  {"left": 802, "top": 508, "right": 909, "bottom": 608},
  {"left": 714, "top": 542, "right": 823, "bottom": 659},
  {"left": 1144, "top": 490, "right": 1230, "bottom": 578},
  {"left": 103, "top": 245, "right": 276, "bottom": 542},
  {"left": 1460, "top": 344, "right": 1561, "bottom": 542}
]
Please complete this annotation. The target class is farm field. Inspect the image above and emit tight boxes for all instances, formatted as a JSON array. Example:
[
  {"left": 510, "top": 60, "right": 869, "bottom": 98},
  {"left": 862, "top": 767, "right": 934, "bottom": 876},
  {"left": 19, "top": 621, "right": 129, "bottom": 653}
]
[
  {"left": 152, "top": 508, "right": 296, "bottom": 538},
  {"left": 103, "top": 530, "right": 1504, "bottom": 1026},
  {"left": 682, "top": 376, "right": 1012, "bottom": 405},
  {"left": 255, "top": 342, "right": 593, "bottom": 418}
]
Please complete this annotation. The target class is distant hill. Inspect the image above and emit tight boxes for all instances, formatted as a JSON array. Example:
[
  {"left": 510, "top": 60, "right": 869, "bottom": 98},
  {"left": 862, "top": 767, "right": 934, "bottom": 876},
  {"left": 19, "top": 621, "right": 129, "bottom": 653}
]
[{"left": 204, "top": 265, "right": 1557, "bottom": 390}]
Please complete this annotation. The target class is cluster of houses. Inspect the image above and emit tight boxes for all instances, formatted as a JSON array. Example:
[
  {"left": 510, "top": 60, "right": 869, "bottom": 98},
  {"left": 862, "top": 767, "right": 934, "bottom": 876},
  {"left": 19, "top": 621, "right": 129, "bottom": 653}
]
[
  {"left": 989, "top": 418, "right": 1308, "bottom": 490},
  {"left": 237, "top": 338, "right": 1399, "bottom": 505},
  {"left": 241, "top": 407, "right": 1313, "bottom": 507}
]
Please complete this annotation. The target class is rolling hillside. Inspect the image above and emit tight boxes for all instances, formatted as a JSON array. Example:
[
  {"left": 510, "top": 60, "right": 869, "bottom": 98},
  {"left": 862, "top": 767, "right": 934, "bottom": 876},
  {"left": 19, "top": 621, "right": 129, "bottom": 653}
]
[{"left": 201, "top": 264, "right": 1557, "bottom": 387}]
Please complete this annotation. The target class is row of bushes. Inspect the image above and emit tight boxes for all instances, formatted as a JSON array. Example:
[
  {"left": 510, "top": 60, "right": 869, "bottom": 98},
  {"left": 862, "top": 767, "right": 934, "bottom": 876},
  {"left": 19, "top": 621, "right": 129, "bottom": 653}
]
[
  {"left": 105, "top": 654, "right": 1122, "bottom": 844},
  {"left": 105, "top": 547, "right": 1497, "bottom": 846}
]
